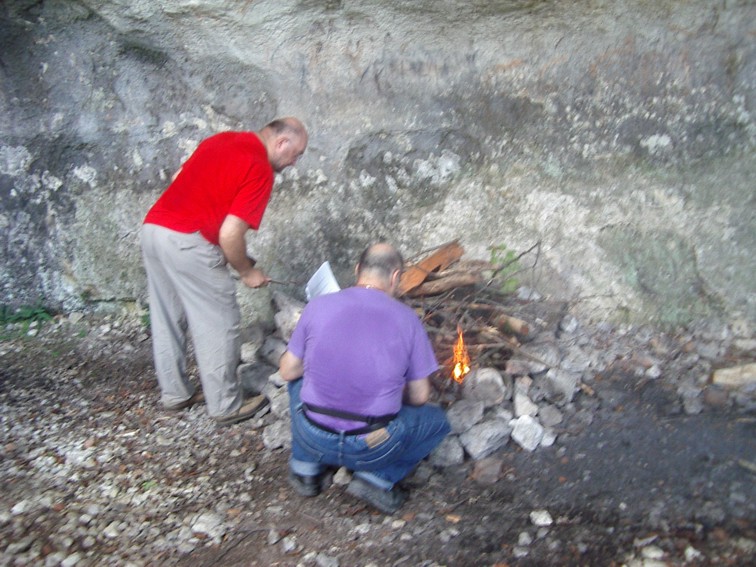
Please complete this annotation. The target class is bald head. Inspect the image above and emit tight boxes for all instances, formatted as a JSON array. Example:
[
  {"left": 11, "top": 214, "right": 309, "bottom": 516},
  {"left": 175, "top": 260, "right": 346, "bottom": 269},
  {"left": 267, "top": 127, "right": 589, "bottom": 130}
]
[
  {"left": 259, "top": 117, "right": 308, "bottom": 172},
  {"left": 356, "top": 242, "right": 404, "bottom": 295}
]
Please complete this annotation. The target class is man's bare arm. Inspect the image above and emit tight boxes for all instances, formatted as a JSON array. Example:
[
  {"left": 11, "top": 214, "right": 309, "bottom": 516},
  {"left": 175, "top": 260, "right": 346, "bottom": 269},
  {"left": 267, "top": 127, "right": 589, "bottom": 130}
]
[
  {"left": 218, "top": 214, "right": 270, "bottom": 288},
  {"left": 404, "top": 377, "right": 431, "bottom": 406},
  {"left": 280, "top": 351, "right": 305, "bottom": 381}
]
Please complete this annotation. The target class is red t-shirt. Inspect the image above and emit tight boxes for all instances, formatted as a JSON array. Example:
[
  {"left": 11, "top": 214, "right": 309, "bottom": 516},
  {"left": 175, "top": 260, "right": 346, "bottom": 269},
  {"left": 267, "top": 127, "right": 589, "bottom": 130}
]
[{"left": 144, "top": 131, "right": 274, "bottom": 245}]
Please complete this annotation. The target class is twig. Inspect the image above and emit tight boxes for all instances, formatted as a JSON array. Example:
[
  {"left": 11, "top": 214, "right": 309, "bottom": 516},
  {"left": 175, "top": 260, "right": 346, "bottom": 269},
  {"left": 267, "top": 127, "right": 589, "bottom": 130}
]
[{"left": 484, "top": 240, "right": 542, "bottom": 290}]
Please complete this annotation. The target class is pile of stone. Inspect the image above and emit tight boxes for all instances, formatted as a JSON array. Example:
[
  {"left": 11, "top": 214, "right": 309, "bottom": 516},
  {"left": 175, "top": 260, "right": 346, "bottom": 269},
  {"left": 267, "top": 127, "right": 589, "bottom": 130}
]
[{"left": 239, "top": 289, "right": 756, "bottom": 470}]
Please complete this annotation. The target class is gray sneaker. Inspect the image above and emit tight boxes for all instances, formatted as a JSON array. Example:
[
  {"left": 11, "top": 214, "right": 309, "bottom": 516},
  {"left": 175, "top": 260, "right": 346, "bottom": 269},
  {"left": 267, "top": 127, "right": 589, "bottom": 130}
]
[
  {"left": 346, "top": 477, "right": 408, "bottom": 514},
  {"left": 214, "top": 395, "right": 268, "bottom": 426}
]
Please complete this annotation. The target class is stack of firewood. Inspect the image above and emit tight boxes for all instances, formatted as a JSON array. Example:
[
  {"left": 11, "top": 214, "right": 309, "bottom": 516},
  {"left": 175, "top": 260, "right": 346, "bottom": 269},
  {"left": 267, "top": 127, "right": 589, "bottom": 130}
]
[{"left": 399, "top": 240, "right": 531, "bottom": 389}]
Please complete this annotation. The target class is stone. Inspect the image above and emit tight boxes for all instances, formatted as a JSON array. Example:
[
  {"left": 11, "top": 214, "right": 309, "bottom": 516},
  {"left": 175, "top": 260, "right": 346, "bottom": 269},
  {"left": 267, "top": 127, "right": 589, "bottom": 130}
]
[
  {"left": 684, "top": 546, "right": 703, "bottom": 562},
  {"left": 271, "top": 291, "right": 305, "bottom": 342},
  {"left": 445, "top": 399, "right": 485, "bottom": 434},
  {"left": 5, "top": 536, "right": 35, "bottom": 554},
  {"left": 538, "top": 404, "right": 564, "bottom": 427},
  {"left": 683, "top": 396, "right": 704, "bottom": 416},
  {"left": 459, "top": 419, "right": 512, "bottom": 460},
  {"left": 267, "top": 529, "right": 282, "bottom": 545},
  {"left": 516, "top": 287, "right": 542, "bottom": 302},
  {"left": 61, "top": 553, "right": 82, "bottom": 567},
  {"left": 470, "top": 457, "right": 503, "bottom": 484},
  {"left": 102, "top": 521, "right": 121, "bottom": 538},
  {"left": 260, "top": 337, "right": 288, "bottom": 367},
  {"left": 238, "top": 363, "right": 274, "bottom": 394},
  {"left": 240, "top": 342, "right": 259, "bottom": 364},
  {"left": 518, "top": 531, "right": 533, "bottom": 546},
  {"left": 191, "top": 512, "right": 225, "bottom": 542},
  {"left": 734, "top": 339, "right": 756, "bottom": 351},
  {"left": 262, "top": 419, "right": 290, "bottom": 450},
  {"left": 561, "top": 345, "right": 593, "bottom": 373},
  {"left": 428, "top": 435, "right": 465, "bottom": 467},
  {"left": 281, "top": 535, "right": 298, "bottom": 554},
  {"left": 696, "top": 341, "right": 725, "bottom": 360},
  {"left": 263, "top": 382, "right": 290, "bottom": 417},
  {"left": 488, "top": 407, "right": 514, "bottom": 422},
  {"left": 530, "top": 509, "right": 553, "bottom": 527},
  {"left": 678, "top": 381, "right": 704, "bottom": 415},
  {"left": 646, "top": 365, "right": 663, "bottom": 379},
  {"left": 537, "top": 369, "right": 580, "bottom": 404},
  {"left": 333, "top": 467, "right": 352, "bottom": 486},
  {"left": 641, "top": 545, "right": 666, "bottom": 560},
  {"left": 316, "top": 553, "right": 340, "bottom": 567},
  {"left": 540, "top": 428, "right": 557, "bottom": 447},
  {"left": 506, "top": 358, "right": 547, "bottom": 376},
  {"left": 702, "top": 386, "right": 730, "bottom": 409},
  {"left": 712, "top": 363, "right": 756, "bottom": 388},
  {"left": 514, "top": 376, "right": 533, "bottom": 395},
  {"left": 514, "top": 392, "right": 539, "bottom": 417},
  {"left": 11, "top": 500, "right": 32, "bottom": 515},
  {"left": 559, "top": 314, "right": 579, "bottom": 334},
  {"left": 510, "top": 415, "right": 545, "bottom": 452},
  {"left": 519, "top": 341, "right": 562, "bottom": 369},
  {"left": 462, "top": 368, "right": 512, "bottom": 407}
]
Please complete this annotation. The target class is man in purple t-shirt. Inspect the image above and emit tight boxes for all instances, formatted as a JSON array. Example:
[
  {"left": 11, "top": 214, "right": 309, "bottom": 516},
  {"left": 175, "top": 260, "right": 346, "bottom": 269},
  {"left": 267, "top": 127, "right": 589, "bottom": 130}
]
[{"left": 279, "top": 243, "right": 450, "bottom": 514}]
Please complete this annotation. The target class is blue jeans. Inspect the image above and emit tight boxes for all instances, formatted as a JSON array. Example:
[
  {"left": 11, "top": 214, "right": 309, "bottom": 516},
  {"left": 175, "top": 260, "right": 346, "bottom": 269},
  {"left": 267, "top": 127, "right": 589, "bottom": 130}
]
[{"left": 288, "top": 379, "right": 450, "bottom": 490}]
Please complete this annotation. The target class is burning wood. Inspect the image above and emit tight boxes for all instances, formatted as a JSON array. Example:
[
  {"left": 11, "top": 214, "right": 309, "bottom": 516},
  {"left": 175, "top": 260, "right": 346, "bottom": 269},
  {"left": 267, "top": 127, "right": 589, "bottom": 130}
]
[{"left": 451, "top": 326, "right": 471, "bottom": 383}]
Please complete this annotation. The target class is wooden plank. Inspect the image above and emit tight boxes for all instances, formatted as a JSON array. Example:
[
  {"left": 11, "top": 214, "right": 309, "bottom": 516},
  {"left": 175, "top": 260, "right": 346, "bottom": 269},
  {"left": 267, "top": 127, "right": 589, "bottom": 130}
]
[{"left": 398, "top": 240, "right": 465, "bottom": 296}]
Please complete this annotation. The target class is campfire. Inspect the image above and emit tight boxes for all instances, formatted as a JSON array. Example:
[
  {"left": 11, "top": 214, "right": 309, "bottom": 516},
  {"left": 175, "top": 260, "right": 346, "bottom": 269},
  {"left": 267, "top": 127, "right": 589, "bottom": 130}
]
[{"left": 397, "top": 240, "right": 532, "bottom": 398}]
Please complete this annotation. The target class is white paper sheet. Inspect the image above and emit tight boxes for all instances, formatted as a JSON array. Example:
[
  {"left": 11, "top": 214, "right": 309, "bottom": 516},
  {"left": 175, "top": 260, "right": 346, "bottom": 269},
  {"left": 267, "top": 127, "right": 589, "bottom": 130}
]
[{"left": 305, "top": 261, "right": 341, "bottom": 300}]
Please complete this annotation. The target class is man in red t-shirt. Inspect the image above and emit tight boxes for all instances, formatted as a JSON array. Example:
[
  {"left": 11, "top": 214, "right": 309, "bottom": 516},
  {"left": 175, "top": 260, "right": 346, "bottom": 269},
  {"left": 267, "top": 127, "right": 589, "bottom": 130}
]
[{"left": 141, "top": 117, "right": 308, "bottom": 426}]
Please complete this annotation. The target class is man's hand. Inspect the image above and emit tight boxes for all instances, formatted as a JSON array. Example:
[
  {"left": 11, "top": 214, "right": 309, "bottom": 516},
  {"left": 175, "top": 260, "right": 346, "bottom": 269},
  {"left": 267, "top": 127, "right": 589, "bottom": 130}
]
[
  {"left": 240, "top": 267, "right": 270, "bottom": 289},
  {"left": 219, "top": 215, "right": 271, "bottom": 287}
]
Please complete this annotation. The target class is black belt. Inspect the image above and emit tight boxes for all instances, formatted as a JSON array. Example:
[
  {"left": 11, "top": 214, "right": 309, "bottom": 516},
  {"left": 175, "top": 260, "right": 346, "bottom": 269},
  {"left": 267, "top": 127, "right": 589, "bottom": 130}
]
[{"left": 302, "top": 402, "right": 396, "bottom": 436}]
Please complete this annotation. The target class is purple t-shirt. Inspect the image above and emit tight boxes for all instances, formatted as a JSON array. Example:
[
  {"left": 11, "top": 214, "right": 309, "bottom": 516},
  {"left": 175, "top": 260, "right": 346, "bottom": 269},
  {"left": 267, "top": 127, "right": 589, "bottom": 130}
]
[{"left": 287, "top": 286, "right": 439, "bottom": 431}]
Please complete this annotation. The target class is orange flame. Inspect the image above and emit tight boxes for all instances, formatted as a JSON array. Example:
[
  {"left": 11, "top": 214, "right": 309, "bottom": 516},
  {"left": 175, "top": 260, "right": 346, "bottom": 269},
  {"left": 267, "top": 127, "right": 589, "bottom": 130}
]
[{"left": 451, "top": 325, "right": 470, "bottom": 383}]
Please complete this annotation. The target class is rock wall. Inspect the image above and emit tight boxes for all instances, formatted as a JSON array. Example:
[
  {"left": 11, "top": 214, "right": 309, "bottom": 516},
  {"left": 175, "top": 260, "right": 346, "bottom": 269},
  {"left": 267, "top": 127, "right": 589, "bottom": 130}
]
[{"left": 1, "top": 0, "right": 754, "bottom": 327}]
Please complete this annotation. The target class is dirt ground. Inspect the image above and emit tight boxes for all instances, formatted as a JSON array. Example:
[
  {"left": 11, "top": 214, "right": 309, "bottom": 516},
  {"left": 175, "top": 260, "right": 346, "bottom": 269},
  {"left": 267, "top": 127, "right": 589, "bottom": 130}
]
[{"left": 1, "top": 315, "right": 755, "bottom": 566}]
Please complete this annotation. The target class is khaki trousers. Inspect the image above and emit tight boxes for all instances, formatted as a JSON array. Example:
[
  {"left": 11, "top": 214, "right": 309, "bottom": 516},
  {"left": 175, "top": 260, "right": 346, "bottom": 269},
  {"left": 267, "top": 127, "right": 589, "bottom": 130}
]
[{"left": 140, "top": 224, "right": 242, "bottom": 417}]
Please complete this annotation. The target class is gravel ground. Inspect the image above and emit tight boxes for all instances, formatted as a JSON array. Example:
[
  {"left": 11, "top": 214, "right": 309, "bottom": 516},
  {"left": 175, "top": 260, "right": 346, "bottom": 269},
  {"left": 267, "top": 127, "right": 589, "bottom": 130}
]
[{"left": 1, "top": 312, "right": 755, "bottom": 566}]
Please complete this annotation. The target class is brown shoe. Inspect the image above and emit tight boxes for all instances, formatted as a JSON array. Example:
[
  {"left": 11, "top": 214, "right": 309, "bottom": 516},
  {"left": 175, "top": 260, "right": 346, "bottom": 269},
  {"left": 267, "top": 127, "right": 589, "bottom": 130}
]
[
  {"left": 165, "top": 390, "right": 205, "bottom": 412},
  {"left": 214, "top": 395, "right": 269, "bottom": 426}
]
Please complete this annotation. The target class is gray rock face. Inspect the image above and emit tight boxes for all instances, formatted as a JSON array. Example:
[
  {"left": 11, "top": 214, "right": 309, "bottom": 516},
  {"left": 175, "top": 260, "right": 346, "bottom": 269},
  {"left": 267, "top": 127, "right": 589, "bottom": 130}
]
[{"left": 1, "top": 1, "right": 754, "bottom": 328}]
